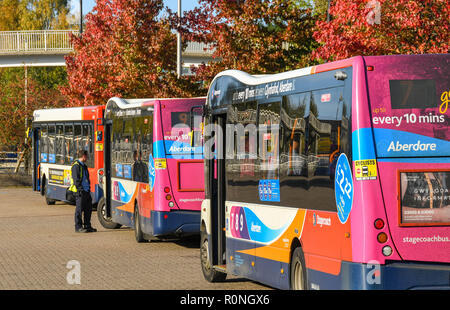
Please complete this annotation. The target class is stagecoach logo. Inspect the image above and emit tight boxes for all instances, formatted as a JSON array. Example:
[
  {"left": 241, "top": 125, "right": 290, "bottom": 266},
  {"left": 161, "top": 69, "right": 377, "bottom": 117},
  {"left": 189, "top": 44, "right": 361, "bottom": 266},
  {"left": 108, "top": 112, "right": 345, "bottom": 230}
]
[{"left": 313, "top": 213, "right": 331, "bottom": 227}]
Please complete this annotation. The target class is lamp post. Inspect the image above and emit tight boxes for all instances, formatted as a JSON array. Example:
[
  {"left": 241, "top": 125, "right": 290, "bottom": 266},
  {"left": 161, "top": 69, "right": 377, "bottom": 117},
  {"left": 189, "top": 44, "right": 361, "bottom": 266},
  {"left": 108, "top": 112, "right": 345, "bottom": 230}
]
[
  {"left": 326, "top": 0, "right": 331, "bottom": 22},
  {"left": 176, "top": 0, "right": 182, "bottom": 78},
  {"left": 80, "top": 0, "right": 83, "bottom": 34}
]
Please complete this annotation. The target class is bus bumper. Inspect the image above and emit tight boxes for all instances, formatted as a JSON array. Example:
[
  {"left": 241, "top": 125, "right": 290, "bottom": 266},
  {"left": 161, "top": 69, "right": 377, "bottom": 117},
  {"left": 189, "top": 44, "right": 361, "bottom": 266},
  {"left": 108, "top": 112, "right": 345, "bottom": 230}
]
[
  {"left": 308, "top": 260, "right": 450, "bottom": 290},
  {"left": 151, "top": 210, "right": 200, "bottom": 237}
]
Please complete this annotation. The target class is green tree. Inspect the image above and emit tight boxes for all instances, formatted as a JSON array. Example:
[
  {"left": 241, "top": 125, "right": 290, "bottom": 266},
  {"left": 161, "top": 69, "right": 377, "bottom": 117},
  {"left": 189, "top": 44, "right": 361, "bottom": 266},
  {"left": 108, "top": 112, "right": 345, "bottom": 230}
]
[
  {"left": 0, "top": 70, "right": 66, "bottom": 147},
  {"left": 0, "top": 0, "right": 71, "bottom": 151},
  {"left": 0, "top": 0, "right": 21, "bottom": 31},
  {"left": 0, "top": 0, "right": 70, "bottom": 30}
]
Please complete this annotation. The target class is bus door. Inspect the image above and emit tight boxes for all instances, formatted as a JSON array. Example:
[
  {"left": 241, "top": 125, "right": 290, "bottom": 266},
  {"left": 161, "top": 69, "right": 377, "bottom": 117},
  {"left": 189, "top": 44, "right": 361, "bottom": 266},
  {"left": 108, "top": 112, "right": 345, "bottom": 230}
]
[
  {"left": 208, "top": 114, "right": 227, "bottom": 267},
  {"left": 32, "top": 127, "right": 40, "bottom": 191},
  {"left": 104, "top": 119, "right": 112, "bottom": 218}
]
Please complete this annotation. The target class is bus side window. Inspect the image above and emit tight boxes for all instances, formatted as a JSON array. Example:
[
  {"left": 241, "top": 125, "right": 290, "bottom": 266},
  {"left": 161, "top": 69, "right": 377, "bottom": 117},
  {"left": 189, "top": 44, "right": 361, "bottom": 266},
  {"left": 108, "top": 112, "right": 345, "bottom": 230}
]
[
  {"left": 55, "top": 124, "right": 65, "bottom": 164},
  {"left": 64, "top": 123, "right": 74, "bottom": 165},
  {"left": 123, "top": 118, "right": 134, "bottom": 173},
  {"left": 82, "top": 123, "right": 94, "bottom": 168},
  {"left": 74, "top": 124, "right": 82, "bottom": 162},
  {"left": 40, "top": 125, "right": 48, "bottom": 163},
  {"left": 310, "top": 87, "right": 348, "bottom": 177},
  {"left": 192, "top": 110, "right": 204, "bottom": 147},
  {"left": 111, "top": 117, "right": 122, "bottom": 178},
  {"left": 133, "top": 115, "right": 150, "bottom": 183},
  {"left": 48, "top": 125, "right": 56, "bottom": 163},
  {"left": 280, "top": 93, "right": 309, "bottom": 177},
  {"left": 257, "top": 101, "right": 281, "bottom": 180},
  {"left": 226, "top": 101, "right": 258, "bottom": 203}
]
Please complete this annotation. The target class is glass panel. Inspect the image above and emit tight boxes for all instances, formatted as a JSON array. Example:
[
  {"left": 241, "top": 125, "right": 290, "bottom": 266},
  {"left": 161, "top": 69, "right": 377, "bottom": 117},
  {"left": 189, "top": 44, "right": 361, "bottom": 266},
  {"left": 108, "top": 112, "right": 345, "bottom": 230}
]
[
  {"left": 73, "top": 124, "right": 82, "bottom": 160},
  {"left": 48, "top": 125, "right": 56, "bottom": 163},
  {"left": 55, "top": 125, "right": 64, "bottom": 164},
  {"left": 258, "top": 101, "right": 281, "bottom": 180},
  {"left": 257, "top": 101, "right": 281, "bottom": 203},
  {"left": 82, "top": 123, "right": 94, "bottom": 168},
  {"left": 133, "top": 116, "right": 151, "bottom": 183},
  {"left": 226, "top": 101, "right": 258, "bottom": 203},
  {"left": 281, "top": 92, "right": 309, "bottom": 177},
  {"left": 39, "top": 126, "right": 48, "bottom": 163},
  {"left": 64, "top": 123, "right": 74, "bottom": 165}
]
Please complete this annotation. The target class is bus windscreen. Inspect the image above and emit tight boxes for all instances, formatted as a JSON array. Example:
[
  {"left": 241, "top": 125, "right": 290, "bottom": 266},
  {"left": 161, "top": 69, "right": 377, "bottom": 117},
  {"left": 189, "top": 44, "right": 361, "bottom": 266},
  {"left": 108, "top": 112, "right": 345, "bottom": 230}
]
[{"left": 163, "top": 111, "right": 203, "bottom": 156}]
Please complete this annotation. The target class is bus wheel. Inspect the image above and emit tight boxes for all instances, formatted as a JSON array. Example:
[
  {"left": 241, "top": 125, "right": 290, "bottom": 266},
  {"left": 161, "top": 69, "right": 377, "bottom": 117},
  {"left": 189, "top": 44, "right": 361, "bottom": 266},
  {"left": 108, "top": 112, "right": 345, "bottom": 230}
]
[
  {"left": 43, "top": 180, "right": 55, "bottom": 205},
  {"left": 97, "top": 198, "right": 121, "bottom": 229},
  {"left": 290, "top": 247, "right": 307, "bottom": 290},
  {"left": 134, "top": 204, "right": 146, "bottom": 243},
  {"left": 200, "top": 230, "right": 226, "bottom": 282}
]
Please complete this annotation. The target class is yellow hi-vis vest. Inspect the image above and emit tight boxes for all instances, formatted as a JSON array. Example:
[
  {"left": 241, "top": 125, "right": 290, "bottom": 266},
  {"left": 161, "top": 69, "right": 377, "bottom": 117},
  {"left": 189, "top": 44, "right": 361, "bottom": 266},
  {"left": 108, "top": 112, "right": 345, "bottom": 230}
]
[{"left": 68, "top": 161, "right": 82, "bottom": 193}]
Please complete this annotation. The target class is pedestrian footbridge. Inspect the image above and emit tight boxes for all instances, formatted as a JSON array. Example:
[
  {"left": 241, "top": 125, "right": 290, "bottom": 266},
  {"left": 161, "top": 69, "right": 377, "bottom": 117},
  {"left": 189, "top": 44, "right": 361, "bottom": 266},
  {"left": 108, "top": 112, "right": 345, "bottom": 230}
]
[{"left": 0, "top": 30, "right": 214, "bottom": 70}]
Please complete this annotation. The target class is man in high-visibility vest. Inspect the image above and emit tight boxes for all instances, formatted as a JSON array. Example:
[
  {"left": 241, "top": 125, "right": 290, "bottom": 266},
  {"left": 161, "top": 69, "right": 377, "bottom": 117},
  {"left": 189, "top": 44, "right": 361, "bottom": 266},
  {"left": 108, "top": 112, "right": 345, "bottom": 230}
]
[{"left": 69, "top": 150, "right": 97, "bottom": 233}]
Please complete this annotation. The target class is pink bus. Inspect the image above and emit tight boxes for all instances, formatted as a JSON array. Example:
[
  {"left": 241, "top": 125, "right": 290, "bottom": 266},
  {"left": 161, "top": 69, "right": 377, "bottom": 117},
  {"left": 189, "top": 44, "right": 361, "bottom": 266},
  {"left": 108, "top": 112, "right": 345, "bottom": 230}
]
[
  {"left": 200, "top": 54, "right": 449, "bottom": 289},
  {"left": 98, "top": 97, "right": 205, "bottom": 242}
]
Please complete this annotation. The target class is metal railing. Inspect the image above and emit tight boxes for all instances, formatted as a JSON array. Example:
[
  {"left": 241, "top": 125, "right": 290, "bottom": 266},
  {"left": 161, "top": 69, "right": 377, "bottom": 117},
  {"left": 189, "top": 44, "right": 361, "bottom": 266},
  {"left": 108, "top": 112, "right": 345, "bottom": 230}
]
[
  {"left": 0, "top": 151, "right": 19, "bottom": 163},
  {"left": 0, "top": 30, "right": 77, "bottom": 55},
  {"left": 184, "top": 41, "right": 215, "bottom": 56}
]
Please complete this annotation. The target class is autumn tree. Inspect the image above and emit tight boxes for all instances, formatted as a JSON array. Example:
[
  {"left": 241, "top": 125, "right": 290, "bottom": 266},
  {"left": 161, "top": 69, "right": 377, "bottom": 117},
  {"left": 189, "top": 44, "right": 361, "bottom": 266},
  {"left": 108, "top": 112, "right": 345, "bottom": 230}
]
[
  {"left": 0, "top": 72, "right": 66, "bottom": 147},
  {"left": 177, "top": 0, "right": 319, "bottom": 84},
  {"left": 0, "top": 0, "right": 71, "bottom": 153},
  {"left": 313, "top": 0, "right": 450, "bottom": 61},
  {"left": 62, "top": 0, "right": 203, "bottom": 106}
]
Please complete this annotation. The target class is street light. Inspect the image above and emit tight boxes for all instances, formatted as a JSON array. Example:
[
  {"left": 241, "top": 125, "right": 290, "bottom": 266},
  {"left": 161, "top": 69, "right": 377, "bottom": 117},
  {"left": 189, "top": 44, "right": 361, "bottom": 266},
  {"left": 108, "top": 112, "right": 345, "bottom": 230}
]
[
  {"left": 80, "top": 0, "right": 83, "bottom": 34},
  {"left": 176, "top": 0, "right": 182, "bottom": 78},
  {"left": 327, "top": 0, "right": 331, "bottom": 22}
]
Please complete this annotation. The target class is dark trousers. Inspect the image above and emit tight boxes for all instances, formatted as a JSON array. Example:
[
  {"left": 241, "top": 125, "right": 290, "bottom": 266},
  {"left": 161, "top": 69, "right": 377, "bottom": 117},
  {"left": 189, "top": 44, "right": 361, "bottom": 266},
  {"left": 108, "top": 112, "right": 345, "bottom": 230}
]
[{"left": 75, "top": 191, "right": 93, "bottom": 230}]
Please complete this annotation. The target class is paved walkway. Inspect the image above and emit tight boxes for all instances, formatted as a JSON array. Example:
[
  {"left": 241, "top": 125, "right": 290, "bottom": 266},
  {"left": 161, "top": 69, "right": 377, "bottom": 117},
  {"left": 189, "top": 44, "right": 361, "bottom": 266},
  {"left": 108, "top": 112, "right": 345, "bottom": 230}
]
[{"left": 0, "top": 188, "right": 267, "bottom": 290}]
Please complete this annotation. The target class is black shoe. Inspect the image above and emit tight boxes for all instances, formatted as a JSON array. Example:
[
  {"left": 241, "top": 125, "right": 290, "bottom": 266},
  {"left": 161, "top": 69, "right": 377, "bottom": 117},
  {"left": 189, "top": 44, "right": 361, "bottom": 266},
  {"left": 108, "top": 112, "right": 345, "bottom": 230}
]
[
  {"left": 85, "top": 227, "right": 97, "bottom": 232},
  {"left": 75, "top": 228, "right": 88, "bottom": 233}
]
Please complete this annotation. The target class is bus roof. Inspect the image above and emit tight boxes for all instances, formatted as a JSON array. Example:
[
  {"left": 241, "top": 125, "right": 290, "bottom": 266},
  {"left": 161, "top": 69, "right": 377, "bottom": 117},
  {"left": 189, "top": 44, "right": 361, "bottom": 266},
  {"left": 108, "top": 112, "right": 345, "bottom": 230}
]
[
  {"left": 106, "top": 97, "right": 207, "bottom": 111},
  {"left": 211, "top": 67, "right": 315, "bottom": 87},
  {"left": 106, "top": 97, "right": 155, "bottom": 110},
  {"left": 33, "top": 105, "right": 103, "bottom": 122}
]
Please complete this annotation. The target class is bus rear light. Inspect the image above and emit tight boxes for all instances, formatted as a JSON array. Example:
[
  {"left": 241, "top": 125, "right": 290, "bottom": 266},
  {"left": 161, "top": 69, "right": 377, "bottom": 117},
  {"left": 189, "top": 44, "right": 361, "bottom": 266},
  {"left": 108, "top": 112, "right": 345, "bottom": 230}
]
[
  {"left": 374, "top": 219, "right": 384, "bottom": 230},
  {"left": 166, "top": 194, "right": 172, "bottom": 200},
  {"left": 164, "top": 214, "right": 168, "bottom": 219},
  {"left": 168, "top": 201, "right": 174, "bottom": 208},
  {"left": 164, "top": 187, "right": 170, "bottom": 193},
  {"left": 367, "top": 65, "right": 374, "bottom": 71},
  {"left": 382, "top": 246, "right": 393, "bottom": 256},
  {"left": 377, "top": 232, "right": 388, "bottom": 243}
]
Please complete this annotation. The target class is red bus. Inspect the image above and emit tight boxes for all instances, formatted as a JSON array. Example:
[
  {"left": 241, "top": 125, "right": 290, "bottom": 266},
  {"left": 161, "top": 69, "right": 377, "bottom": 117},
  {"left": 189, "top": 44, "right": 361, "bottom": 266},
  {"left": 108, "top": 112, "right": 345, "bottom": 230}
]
[{"left": 32, "top": 105, "right": 105, "bottom": 207}]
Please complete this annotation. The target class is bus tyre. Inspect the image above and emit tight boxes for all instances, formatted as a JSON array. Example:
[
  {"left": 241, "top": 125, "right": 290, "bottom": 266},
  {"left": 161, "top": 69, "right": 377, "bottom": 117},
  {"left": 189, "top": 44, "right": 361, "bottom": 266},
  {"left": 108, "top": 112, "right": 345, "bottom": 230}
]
[
  {"left": 42, "top": 180, "right": 55, "bottom": 205},
  {"left": 97, "top": 198, "right": 121, "bottom": 229},
  {"left": 134, "top": 204, "right": 146, "bottom": 243},
  {"left": 200, "top": 230, "right": 226, "bottom": 283},
  {"left": 290, "top": 247, "right": 307, "bottom": 290}
]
